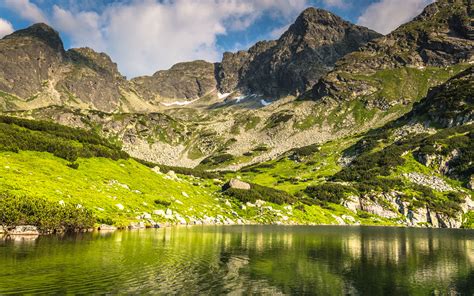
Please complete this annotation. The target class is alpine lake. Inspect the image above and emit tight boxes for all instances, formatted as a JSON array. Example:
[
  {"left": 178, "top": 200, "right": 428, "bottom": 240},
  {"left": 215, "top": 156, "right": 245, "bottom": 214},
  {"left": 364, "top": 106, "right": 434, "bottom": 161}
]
[{"left": 0, "top": 225, "right": 473, "bottom": 295}]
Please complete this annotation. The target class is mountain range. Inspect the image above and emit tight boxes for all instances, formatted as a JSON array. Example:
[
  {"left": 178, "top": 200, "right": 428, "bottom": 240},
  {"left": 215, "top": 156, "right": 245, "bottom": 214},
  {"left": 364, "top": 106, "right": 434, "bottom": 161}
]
[{"left": 0, "top": 0, "right": 472, "bottom": 230}]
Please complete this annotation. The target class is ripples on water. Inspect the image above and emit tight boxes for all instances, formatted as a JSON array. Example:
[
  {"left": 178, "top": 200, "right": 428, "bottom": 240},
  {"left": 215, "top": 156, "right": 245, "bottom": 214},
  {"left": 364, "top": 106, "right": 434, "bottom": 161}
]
[{"left": 0, "top": 226, "right": 473, "bottom": 295}]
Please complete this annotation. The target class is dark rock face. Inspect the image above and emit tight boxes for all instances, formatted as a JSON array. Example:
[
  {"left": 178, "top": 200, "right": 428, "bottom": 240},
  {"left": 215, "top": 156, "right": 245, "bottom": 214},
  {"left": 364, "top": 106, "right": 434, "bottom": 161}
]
[
  {"left": 0, "top": 23, "right": 65, "bottom": 99},
  {"left": 216, "top": 8, "right": 381, "bottom": 97},
  {"left": 132, "top": 60, "right": 217, "bottom": 103},
  {"left": 59, "top": 47, "right": 128, "bottom": 112},
  {"left": 311, "top": 0, "right": 474, "bottom": 102},
  {"left": 410, "top": 66, "right": 473, "bottom": 127}
]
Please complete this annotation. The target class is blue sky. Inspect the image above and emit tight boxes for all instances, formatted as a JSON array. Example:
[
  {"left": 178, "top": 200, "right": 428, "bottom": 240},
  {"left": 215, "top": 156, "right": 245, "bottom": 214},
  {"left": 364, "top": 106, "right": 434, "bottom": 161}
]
[{"left": 0, "top": 0, "right": 433, "bottom": 78}]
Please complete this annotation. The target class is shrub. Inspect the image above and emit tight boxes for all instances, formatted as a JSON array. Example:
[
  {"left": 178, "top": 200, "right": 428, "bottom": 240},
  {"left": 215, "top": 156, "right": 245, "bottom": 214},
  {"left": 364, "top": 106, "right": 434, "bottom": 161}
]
[
  {"left": 67, "top": 162, "right": 79, "bottom": 169},
  {"left": 199, "top": 153, "right": 234, "bottom": 166},
  {"left": 0, "top": 192, "right": 95, "bottom": 233},
  {"left": 0, "top": 115, "right": 129, "bottom": 162},
  {"left": 134, "top": 157, "right": 218, "bottom": 179},
  {"left": 223, "top": 182, "right": 295, "bottom": 205},
  {"left": 153, "top": 199, "right": 171, "bottom": 207},
  {"left": 305, "top": 183, "right": 356, "bottom": 204}
]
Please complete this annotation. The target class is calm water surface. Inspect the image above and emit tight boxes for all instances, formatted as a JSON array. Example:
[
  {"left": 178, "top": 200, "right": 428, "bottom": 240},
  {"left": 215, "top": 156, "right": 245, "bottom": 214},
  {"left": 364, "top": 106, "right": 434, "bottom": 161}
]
[{"left": 0, "top": 225, "right": 473, "bottom": 295}]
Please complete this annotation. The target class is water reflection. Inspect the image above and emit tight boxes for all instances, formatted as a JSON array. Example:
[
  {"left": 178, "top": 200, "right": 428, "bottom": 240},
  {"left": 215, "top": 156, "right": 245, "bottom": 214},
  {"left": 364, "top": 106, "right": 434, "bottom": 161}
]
[{"left": 0, "top": 226, "right": 472, "bottom": 295}]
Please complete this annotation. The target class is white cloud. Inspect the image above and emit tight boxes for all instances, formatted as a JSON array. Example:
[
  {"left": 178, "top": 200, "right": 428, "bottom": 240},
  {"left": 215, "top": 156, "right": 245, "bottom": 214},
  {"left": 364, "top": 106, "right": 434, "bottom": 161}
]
[
  {"left": 0, "top": 18, "right": 14, "bottom": 38},
  {"left": 48, "top": 0, "right": 309, "bottom": 78},
  {"left": 269, "top": 24, "right": 290, "bottom": 39},
  {"left": 322, "top": 0, "right": 348, "bottom": 8},
  {"left": 4, "top": 0, "right": 47, "bottom": 23},
  {"left": 51, "top": 5, "right": 105, "bottom": 50},
  {"left": 357, "top": 0, "right": 435, "bottom": 34}
]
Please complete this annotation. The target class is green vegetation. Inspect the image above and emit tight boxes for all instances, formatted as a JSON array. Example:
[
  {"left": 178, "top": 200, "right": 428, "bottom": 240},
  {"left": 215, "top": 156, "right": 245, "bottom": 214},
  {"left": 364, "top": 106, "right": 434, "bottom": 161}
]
[
  {"left": 231, "top": 114, "right": 261, "bottom": 134},
  {"left": 198, "top": 153, "right": 235, "bottom": 169},
  {"left": 264, "top": 111, "right": 293, "bottom": 129},
  {"left": 305, "top": 183, "right": 356, "bottom": 204},
  {"left": 0, "top": 192, "right": 95, "bottom": 233},
  {"left": 0, "top": 115, "right": 128, "bottom": 162},
  {"left": 223, "top": 182, "right": 295, "bottom": 205}
]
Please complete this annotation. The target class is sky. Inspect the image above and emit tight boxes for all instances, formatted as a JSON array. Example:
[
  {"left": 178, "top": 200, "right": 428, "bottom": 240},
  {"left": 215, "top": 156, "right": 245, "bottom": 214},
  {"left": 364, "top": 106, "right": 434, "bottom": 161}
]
[{"left": 0, "top": 0, "right": 434, "bottom": 78}]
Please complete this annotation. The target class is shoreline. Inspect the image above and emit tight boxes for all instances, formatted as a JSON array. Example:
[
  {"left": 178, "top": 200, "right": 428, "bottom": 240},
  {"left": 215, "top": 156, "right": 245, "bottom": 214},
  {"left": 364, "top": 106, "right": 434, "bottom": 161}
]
[{"left": 2, "top": 222, "right": 472, "bottom": 238}]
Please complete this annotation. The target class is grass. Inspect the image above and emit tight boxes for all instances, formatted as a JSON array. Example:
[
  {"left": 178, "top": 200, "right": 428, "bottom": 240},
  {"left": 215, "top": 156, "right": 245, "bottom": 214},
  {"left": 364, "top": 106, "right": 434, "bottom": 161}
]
[
  {"left": 0, "top": 151, "right": 226, "bottom": 227},
  {"left": 234, "top": 137, "right": 357, "bottom": 194},
  {"left": 0, "top": 150, "right": 376, "bottom": 228}
]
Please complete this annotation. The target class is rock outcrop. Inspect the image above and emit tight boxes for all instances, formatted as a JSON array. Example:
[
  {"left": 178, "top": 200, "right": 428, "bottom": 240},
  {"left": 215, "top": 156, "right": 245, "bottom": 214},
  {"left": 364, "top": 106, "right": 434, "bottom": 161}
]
[{"left": 132, "top": 60, "right": 218, "bottom": 104}]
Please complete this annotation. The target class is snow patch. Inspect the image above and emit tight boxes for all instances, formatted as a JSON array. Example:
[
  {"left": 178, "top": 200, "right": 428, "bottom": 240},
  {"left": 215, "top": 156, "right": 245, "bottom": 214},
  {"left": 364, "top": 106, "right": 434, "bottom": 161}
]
[
  {"left": 234, "top": 95, "right": 246, "bottom": 103},
  {"left": 260, "top": 99, "right": 271, "bottom": 106},
  {"left": 161, "top": 98, "right": 199, "bottom": 106},
  {"left": 218, "top": 92, "right": 231, "bottom": 100}
]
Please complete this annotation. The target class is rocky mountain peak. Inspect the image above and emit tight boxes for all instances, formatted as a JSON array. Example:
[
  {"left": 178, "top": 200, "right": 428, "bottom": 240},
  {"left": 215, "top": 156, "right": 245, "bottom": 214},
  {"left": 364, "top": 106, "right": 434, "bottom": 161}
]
[
  {"left": 4, "top": 23, "right": 64, "bottom": 53},
  {"left": 291, "top": 7, "right": 346, "bottom": 30},
  {"left": 216, "top": 7, "right": 381, "bottom": 97},
  {"left": 67, "top": 47, "right": 123, "bottom": 78}
]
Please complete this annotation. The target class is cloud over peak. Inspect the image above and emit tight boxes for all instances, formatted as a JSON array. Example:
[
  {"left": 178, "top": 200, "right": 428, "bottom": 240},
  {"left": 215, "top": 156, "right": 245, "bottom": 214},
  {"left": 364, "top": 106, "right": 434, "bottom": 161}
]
[{"left": 357, "top": 0, "right": 435, "bottom": 35}]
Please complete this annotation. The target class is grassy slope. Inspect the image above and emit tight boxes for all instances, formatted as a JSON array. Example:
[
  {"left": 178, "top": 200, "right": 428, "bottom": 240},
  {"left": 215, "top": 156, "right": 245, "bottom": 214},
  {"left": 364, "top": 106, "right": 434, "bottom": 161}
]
[{"left": 1, "top": 150, "right": 394, "bottom": 227}]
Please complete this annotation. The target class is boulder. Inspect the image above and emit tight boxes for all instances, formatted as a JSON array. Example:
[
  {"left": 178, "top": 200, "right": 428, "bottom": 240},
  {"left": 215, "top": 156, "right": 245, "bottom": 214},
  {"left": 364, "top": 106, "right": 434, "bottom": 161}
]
[
  {"left": 166, "top": 170, "right": 178, "bottom": 180},
  {"left": 468, "top": 175, "right": 474, "bottom": 190},
  {"left": 9, "top": 225, "right": 39, "bottom": 235},
  {"left": 224, "top": 178, "right": 251, "bottom": 190},
  {"left": 153, "top": 209, "right": 165, "bottom": 216},
  {"left": 98, "top": 224, "right": 117, "bottom": 231},
  {"left": 129, "top": 222, "right": 145, "bottom": 230}
]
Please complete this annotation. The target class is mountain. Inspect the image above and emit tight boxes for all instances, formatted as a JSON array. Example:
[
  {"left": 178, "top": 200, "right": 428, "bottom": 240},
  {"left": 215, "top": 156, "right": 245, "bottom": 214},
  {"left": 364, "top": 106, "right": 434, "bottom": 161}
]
[
  {"left": 0, "top": 23, "right": 154, "bottom": 113},
  {"left": 217, "top": 8, "right": 381, "bottom": 97},
  {"left": 132, "top": 60, "right": 218, "bottom": 106},
  {"left": 2, "top": 1, "right": 472, "bottom": 170},
  {"left": 0, "top": 1, "right": 472, "bottom": 229},
  {"left": 310, "top": 0, "right": 473, "bottom": 105},
  {"left": 0, "top": 8, "right": 380, "bottom": 111},
  {"left": 234, "top": 66, "right": 473, "bottom": 228}
]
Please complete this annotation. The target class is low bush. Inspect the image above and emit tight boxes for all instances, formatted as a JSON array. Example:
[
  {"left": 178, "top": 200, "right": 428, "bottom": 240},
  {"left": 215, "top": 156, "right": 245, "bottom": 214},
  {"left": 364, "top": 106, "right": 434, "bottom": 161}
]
[
  {"left": 67, "top": 162, "right": 79, "bottom": 169},
  {"left": 134, "top": 158, "right": 218, "bottom": 179},
  {"left": 153, "top": 199, "right": 171, "bottom": 207},
  {"left": 223, "top": 182, "right": 295, "bottom": 205},
  {"left": 0, "top": 116, "right": 129, "bottom": 163},
  {"left": 200, "top": 153, "right": 234, "bottom": 166},
  {"left": 305, "top": 183, "right": 356, "bottom": 204},
  {"left": 0, "top": 192, "right": 95, "bottom": 233}
]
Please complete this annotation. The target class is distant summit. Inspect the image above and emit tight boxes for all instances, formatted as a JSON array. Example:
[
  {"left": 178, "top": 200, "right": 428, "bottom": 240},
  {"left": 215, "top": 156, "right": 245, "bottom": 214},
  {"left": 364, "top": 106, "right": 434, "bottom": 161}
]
[{"left": 4, "top": 23, "right": 65, "bottom": 53}]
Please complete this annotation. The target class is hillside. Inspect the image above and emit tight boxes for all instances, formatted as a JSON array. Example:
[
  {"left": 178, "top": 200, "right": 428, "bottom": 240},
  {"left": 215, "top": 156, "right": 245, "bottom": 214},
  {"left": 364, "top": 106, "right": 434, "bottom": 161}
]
[
  {"left": 1, "top": 66, "right": 472, "bottom": 231},
  {"left": 1, "top": 115, "right": 402, "bottom": 232},
  {"left": 233, "top": 66, "right": 474, "bottom": 228},
  {"left": 0, "top": 1, "right": 472, "bottom": 170},
  {"left": 0, "top": 0, "right": 472, "bottom": 230}
]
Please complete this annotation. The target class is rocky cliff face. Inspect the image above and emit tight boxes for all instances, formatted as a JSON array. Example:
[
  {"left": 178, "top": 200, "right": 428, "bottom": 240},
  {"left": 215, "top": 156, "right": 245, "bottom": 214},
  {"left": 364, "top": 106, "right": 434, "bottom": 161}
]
[
  {"left": 132, "top": 60, "right": 218, "bottom": 104},
  {"left": 311, "top": 0, "right": 474, "bottom": 103},
  {"left": 409, "top": 66, "right": 473, "bottom": 127},
  {"left": 0, "top": 23, "right": 65, "bottom": 100},
  {"left": 217, "top": 8, "right": 381, "bottom": 97}
]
